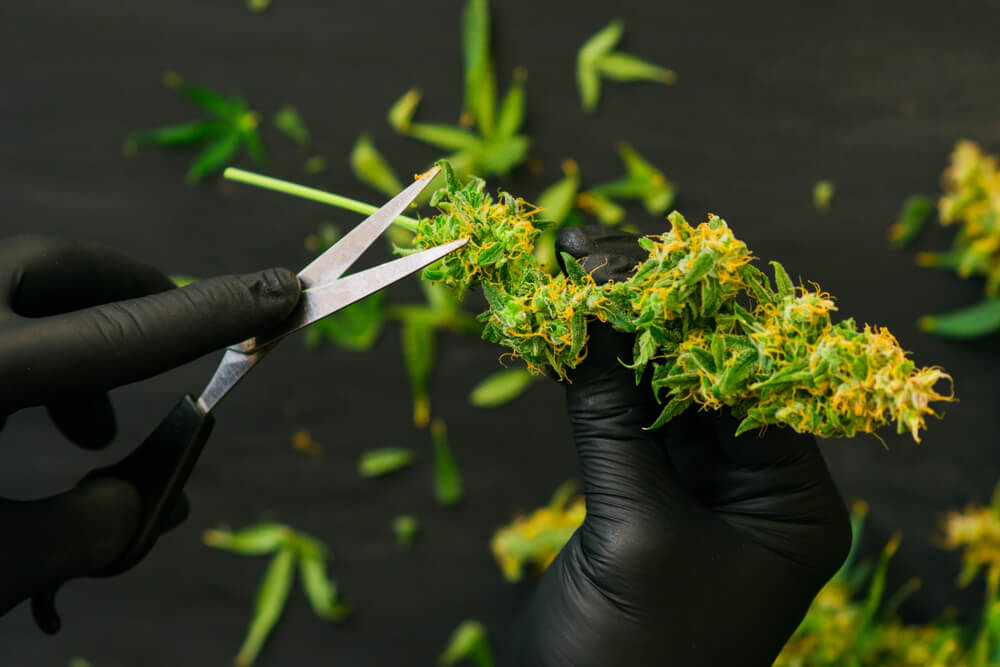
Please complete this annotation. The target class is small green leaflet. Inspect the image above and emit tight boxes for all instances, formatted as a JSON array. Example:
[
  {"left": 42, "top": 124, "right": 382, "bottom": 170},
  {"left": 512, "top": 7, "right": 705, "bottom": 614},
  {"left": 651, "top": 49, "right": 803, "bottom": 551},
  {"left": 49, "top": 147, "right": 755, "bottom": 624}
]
[
  {"left": 576, "top": 19, "right": 675, "bottom": 112},
  {"left": 468, "top": 367, "right": 535, "bottom": 407},
  {"left": 124, "top": 72, "right": 267, "bottom": 184},
  {"left": 206, "top": 523, "right": 349, "bottom": 667},
  {"left": 350, "top": 134, "right": 404, "bottom": 197},
  {"left": 432, "top": 419, "right": 462, "bottom": 506},
  {"left": 358, "top": 447, "right": 415, "bottom": 477},
  {"left": 919, "top": 297, "right": 1000, "bottom": 339},
  {"left": 393, "top": 515, "right": 420, "bottom": 549},
  {"left": 813, "top": 180, "right": 835, "bottom": 213},
  {"left": 305, "top": 291, "right": 386, "bottom": 351},
  {"left": 889, "top": 195, "right": 934, "bottom": 248},
  {"left": 402, "top": 316, "right": 436, "bottom": 427},
  {"left": 439, "top": 620, "right": 494, "bottom": 667},
  {"left": 274, "top": 106, "right": 310, "bottom": 147}
]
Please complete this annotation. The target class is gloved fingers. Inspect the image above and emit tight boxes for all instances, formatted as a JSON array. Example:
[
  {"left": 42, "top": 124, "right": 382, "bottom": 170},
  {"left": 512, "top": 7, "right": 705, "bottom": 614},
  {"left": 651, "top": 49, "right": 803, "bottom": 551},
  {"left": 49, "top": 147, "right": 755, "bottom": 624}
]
[
  {"left": 0, "top": 236, "right": 174, "bottom": 317},
  {"left": 0, "top": 478, "right": 140, "bottom": 617},
  {"left": 45, "top": 393, "right": 117, "bottom": 450},
  {"left": 713, "top": 409, "right": 823, "bottom": 468},
  {"left": 565, "top": 325, "right": 694, "bottom": 518},
  {"left": 555, "top": 226, "right": 646, "bottom": 284},
  {"left": 0, "top": 269, "right": 301, "bottom": 413}
]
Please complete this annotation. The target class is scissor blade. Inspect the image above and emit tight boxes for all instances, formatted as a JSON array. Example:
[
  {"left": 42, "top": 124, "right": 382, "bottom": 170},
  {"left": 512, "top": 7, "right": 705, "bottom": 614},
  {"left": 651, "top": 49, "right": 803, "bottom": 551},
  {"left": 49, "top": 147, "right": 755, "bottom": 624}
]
[
  {"left": 242, "top": 238, "right": 468, "bottom": 352},
  {"left": 297, "top": 165, "right": 441, "bottom": 288}
]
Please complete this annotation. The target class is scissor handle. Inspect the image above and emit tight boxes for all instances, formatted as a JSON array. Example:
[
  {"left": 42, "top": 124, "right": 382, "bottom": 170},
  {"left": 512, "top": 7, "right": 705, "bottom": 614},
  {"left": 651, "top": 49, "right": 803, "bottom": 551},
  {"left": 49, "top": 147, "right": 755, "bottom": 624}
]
[{"left": 31, "top": 394, "right": 214, "bottom": 634}]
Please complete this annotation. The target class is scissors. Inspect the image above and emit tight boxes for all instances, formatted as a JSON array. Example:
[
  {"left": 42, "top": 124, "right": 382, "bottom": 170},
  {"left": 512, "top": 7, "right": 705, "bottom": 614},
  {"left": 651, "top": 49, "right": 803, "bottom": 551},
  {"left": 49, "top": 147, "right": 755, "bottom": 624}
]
[{"left": 30, "top": 165, "right": 465, "bottom": 634}]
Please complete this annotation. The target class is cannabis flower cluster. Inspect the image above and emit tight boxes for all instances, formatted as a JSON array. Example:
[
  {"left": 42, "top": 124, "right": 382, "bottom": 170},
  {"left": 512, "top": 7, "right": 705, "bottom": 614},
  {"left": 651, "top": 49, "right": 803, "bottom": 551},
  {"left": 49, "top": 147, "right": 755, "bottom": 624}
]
[{"left": 409, "top": 161, "right": 953, "bottom": 441}]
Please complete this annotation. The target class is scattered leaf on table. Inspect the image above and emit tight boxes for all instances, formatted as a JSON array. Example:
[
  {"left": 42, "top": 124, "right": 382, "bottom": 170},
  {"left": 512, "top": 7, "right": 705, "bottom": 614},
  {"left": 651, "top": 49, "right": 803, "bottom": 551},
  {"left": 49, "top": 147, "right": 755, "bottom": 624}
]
[
  {"left": 596, "top": 51, "right": 676, "bottom": 85},
  {"left": 169, "top": 274, "right": 199, "bottom": 287},
  {"left": 439, "top": 620, "right": 494, "bottom": 667},
  {"left": 350, "top": 134, "right": 404, "bottom": 197},
  {"left": 388, "top": 88, "right": 422, "bottom": 132},
  {"left": 235, "top": 542, "right": 297, "bottom": 667},
  {"left": 461, "top": 0, "right": 496, "bottom": 136},
  {"left": 358, "top": 447, "right": 414, "bottom": 478},
  {"left": 246, "top": 0, "right": 270, "bottom": 11},
  {"left": 575, "top": 191, "right": 625, "bottom": 225},
  {"left": 296, "top": 536, "right": 351, "bottom": 622},
  {"left": 291, "top": 429, "right": 323, "bottom": 457},
  {"left": 274, "top": 105, "right": 310, "bottom": 148},
  {"left": 306, "top": 291, "right": 386, "bottom": 351},
  {"left": 431, "top": 419, "right": 462, "bottom": 506},
  {"left": 203, "top": 522, "right": 290, "bottom": 556},
  {"left": 586, "top": 142, "right": 674, "bottom": 216},
  {"left": 185, "top": 132, "right": 244, "bottom": 184},
  {"left": 576, "top": 19, "right": 624, "bottom": 112},
  {"left": 127, "top": 74, "right": 267, "bottom": 184},
  {"left": 402, "top": 316, "right": 436, "bottom": 426},
  {"left": 469, "top": 368, "right": 535, "bottom": 407},
  {"left": 495, "top": 67, "right": 527, "bottom": 139},
  {"left": 405, "top": 123, "right": 482, "bottom": 152},
  {"left": 889, "top": 194, "right": 934, "bottom": 248},
  {"left": 576, "top": 19, "right": 674, "bottom": 112},
  {"left": 813, "top": 180, "right": 835, "bottom": 213},
  {"left": 304, "top": 155, "right": 327, "bottom": 174},
  {"left": 919, "top": 297, "right": 1000, "bottom": 339},
  {"left": 392, "top": 515, "right": 420, "bottom": 549}
]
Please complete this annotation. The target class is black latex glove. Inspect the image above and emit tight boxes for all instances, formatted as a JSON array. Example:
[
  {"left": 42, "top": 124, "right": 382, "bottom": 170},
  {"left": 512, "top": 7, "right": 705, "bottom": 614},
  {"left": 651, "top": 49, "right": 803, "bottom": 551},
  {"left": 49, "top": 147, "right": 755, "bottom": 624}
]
[
  {"left": 0, "top": 236, "right": 301, "bottom": 617},
  {"left": 503, "top": 227, "right": 852, "bottom": 667}
]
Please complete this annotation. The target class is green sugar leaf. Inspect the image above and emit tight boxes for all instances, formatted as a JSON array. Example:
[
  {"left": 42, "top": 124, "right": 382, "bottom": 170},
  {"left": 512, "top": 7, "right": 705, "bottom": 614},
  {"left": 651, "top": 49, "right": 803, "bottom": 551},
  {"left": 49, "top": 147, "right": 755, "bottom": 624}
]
[
  {"left": 889, "top": 194, "right": 934, "bottom": 248},
  {"left": 402, "top": 317, "right": 436, "bottom": 426},
  {"left": 185, "top": 132, "right": 242, "bottom": 184},
  {"left": 235, "top": 543, "right": 297, "bottom": 667},
  {"left": 203, "top": 523, "right": 290, "bottom": 556},
  {"left": 392, "top": 515, "right": 420, "bottom": 549},
  {"left": 595, "top": 52, "right": 676, "bottom": 84},
  {"left": 274, "top": 106, "right": 310, "bottom": 147},
  {"left": 439, "top": 620, "right": 494, "bottom": 667},
  {"left": 812, "top": 180, "right": 835, "bottom": 213},
  {"left": 496, "top": 67, "right": 527, "bottom": 138},
  {"left": 432, "top": 419, "right": 462, "bottom": 506},
  {"left": 124, "top": 119, "right": 226, "bottom": 150},
  {"left": 358, "top": 448, "right": 414, "bottom": 478},
  {"left": 461, "top": 0, "right": 496, "bottom": 136},
  {"left": 469, "top": 368, "right": 535, "bottom": 407},
  {"left": 296, "top": 537, "right": 350, "bottom": 622},
  {"left": 350, "top": 135, "right": 404, "bottom": 197},
  {"left": 388, "top": 88, "right": 421, "bottom": 132},
  {"left": 919, "top": 297, "right": 1000, "bottom": 339}
]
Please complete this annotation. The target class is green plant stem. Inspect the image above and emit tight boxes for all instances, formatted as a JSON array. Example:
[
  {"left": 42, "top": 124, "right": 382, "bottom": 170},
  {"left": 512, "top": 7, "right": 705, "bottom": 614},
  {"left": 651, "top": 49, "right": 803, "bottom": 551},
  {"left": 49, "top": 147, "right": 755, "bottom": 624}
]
[{"left": 223, "top": 167, "right": 420, "bottom": 232}]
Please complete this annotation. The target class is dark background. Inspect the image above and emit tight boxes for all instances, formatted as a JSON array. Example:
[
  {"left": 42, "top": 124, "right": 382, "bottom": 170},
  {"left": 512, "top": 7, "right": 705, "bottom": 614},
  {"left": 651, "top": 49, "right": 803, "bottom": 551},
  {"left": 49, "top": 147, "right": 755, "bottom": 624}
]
[{"left": 2, "top": 1, "right": 1000, "bottom": 665}]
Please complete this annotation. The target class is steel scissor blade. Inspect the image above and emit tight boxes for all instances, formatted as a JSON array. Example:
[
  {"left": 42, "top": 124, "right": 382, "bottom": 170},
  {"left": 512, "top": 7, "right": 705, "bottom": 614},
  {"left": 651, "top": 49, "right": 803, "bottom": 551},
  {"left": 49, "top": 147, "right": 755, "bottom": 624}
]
[
  {"left": 296, "top": 165, "right": 441, "bottom": 288},
  {"left": 236, "top": 237, "right": 468, "bottom": 355}
]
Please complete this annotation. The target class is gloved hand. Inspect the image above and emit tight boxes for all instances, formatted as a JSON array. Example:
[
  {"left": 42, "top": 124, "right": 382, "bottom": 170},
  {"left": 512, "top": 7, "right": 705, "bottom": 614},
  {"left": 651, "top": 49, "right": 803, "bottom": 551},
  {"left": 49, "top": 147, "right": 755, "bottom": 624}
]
[
  {"left": 503, "top": 227, "right": 852, "bottom": 667},
  {"left": 0, "top": 236, "right": 301, "bottom": 617}
]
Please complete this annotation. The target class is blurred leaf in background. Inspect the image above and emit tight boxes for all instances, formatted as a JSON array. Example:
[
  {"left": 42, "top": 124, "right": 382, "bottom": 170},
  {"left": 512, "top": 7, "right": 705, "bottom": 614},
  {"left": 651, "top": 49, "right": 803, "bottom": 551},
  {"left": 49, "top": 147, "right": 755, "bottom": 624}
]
[
  {"left": 576, "top": 19, "right": 676, "bottom": 113},
  {"left": 123, "top": 72, "right": 267, "bottom": 184}
]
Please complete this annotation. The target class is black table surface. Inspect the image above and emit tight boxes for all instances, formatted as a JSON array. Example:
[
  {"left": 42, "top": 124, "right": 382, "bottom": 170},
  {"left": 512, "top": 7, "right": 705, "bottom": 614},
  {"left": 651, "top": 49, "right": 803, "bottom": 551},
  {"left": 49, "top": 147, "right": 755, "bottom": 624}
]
[{"left": 2, "top": 1, "right": 999, "bottom": 665}]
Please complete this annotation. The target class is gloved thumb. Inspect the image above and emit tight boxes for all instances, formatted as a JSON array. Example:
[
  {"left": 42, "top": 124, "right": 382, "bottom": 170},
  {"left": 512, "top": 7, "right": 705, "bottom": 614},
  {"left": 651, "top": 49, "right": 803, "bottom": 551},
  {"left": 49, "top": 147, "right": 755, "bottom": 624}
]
[{"left": 0, "top": 479, "right": 140, "bottom": 617}]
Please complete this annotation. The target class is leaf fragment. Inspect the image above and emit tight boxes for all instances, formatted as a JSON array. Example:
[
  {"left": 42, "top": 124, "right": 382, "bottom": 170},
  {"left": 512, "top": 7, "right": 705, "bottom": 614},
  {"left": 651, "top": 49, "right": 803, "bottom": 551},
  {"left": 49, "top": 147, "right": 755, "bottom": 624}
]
[
  {"left": 274, "top": 106, "right": 310, "bottom": 147},
  {"left": 439, "top": 620, "right": 494, "bottom": 667},
  {"left": 235, "top": 542, "right": 297, "bottom": 667},
  {"left": 350, "top": 134, "right": 404, "bottom": 197},
  {"left": 432, "top": 419, "right": 462, "bottom": 506},
  {"left": 358, "top": 448, "right": 414, "bottom": 478},
  {"left": 919, "top": 297, "right": 1000, "bottom": 339}
]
